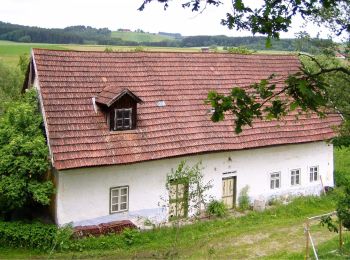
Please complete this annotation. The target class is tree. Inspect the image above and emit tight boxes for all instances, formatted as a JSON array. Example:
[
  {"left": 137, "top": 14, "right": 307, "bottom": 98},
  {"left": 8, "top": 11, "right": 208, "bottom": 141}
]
[
  {"left": 0, "top": 89, "right": 54, "bottom": 220},
  {"left": 139, "top": 0, "right": 349, "bottom": 44}
]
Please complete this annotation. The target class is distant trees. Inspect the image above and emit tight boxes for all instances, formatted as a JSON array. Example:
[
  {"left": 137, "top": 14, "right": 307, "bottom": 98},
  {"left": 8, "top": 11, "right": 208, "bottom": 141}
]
[{"left": 0, "top": 22, "right": 111, "bottom": 44}]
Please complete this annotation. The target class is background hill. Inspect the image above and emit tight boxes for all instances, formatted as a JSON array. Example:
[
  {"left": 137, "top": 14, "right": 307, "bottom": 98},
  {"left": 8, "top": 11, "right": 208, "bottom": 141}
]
[{"left": 0, "top": 21, "right": 336, "bottom": 54}]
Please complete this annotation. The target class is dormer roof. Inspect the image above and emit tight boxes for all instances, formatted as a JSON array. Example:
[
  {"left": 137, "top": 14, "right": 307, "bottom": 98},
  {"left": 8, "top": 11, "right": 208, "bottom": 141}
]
[{"left": 96, "top": 87, "right": 143, "bottom": 107}]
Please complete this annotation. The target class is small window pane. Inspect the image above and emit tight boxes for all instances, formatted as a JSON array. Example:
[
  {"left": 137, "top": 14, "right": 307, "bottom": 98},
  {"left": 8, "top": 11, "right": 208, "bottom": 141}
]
[
  {"left": 120, "top": 203, "right": 127, "bottom": 210},
  {"left": 121, "top": 196, "right": 127, "bottom": 203},
  {"left": 112, "top": 197, "right": 119, "bottom": 204},
  {"left": 121, "top": 188, "right": 127, "bottom": 195},
  {"left": 112, "top": 189, "right": 119, "bottom": 197},
  {"left": 112, "top": 204, "right": 118, "bottom": 212},
  {"left": 124, "top": 110, "right": 131, "bottom": 119}
]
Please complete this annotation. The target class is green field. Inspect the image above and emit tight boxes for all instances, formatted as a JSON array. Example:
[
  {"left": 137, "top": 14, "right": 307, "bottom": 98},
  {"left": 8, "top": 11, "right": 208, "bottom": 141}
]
[
  {"left": 0, "top": 41, "right": 68, "bottom": 67},
  {"left": 0, "top": 40, "right": 297, "bottom": 70},
  {"left": 111, "top": 31, "right": 175, "bottom": 42},
  {"left": 0, "top": 40, "right": 203, "bottom": 67}
]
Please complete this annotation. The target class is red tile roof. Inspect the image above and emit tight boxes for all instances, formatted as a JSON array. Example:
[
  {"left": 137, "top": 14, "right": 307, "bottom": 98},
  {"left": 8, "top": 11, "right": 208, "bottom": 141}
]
[{"left": 31, "top": 49, "right": 341, "bottom": 170}]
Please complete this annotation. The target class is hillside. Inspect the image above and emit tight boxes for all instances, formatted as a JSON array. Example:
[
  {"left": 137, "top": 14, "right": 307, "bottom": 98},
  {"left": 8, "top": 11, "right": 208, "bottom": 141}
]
[{"left": 111, "top": 31, "right": 175, "bottom": 42}]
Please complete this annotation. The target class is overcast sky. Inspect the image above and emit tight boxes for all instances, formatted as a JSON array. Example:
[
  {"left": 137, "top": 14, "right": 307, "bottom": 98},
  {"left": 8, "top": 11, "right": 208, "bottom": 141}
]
[{"left": 1, "top": 0, "right": 332, "bottom": 39}]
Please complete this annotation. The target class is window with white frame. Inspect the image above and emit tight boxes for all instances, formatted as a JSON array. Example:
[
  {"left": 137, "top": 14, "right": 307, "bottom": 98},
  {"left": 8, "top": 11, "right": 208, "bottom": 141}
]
[
  {"left": 309, "top": 166, "right": 319, "bottom": 182},
  {"left": 270, "top": 172, "right": 281, "bottom": 189},
  {"left": 113, "top": 108, "right": 132, "bottom": 130},
  {"left": 291, "top": 169, "right": 301, "bottom": 186},
  {"left": 110, "top": 186, "right": 128, "bottom": 213}
]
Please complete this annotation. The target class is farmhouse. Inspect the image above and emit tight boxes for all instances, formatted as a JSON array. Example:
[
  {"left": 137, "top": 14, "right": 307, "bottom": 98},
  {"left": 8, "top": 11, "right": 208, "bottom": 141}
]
[{"left": 25, "top": 49, "right": 340, "bottom": 226}]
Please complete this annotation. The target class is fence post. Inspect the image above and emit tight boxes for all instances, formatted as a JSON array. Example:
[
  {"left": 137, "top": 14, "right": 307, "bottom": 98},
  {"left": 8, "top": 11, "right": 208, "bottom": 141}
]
[
  {"left": 339, "top": 219, "right": 343, "bottom": 251},
  {"left": 305, "top": 220, "right": 310, "bottom": 260}
]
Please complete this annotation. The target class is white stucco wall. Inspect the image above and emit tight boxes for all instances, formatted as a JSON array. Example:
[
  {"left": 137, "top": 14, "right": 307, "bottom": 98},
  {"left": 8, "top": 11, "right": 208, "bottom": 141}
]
[{"left": 55, "top": 141, "right": 334, "bottom": 226}]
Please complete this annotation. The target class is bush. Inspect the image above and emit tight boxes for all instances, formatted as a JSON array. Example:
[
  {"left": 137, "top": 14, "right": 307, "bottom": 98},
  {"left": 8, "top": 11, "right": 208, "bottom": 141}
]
[
  {"left": 238, "top": 186, "right": 250, "bottom": 210},
  {"left": 122, "top": 228, "right": 140, "bottom": 246},
  {"left": 334, "top": 170, "right": 350, "bottom": 187},
  {"left": 206, "top": 200, "right": 228, "bottom": 218},
  {"left": 0, "top": 221, "right": 73, "bottom": 251}
]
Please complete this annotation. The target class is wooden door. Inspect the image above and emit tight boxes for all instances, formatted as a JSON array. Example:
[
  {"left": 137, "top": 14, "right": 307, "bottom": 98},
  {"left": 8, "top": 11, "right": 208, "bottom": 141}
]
[
  {"left": 169, "top": 180, "right": 188, "bottom": 219},
  {"left": 222, "top": 177, "right": 236, "bottom": 209}
]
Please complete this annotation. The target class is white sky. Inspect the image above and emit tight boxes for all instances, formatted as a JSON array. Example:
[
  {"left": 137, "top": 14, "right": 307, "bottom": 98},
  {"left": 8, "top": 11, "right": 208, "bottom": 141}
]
[{"left": 1, "top": 0, "right": 333, "bottom": 39}]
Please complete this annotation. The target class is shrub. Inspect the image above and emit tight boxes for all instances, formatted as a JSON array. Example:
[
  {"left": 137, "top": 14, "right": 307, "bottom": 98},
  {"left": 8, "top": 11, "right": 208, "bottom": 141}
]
[
  {"left": 238, "top": 185, "right": 250, "bottom": 210},
  {"left": 334, "top": 170, "right": 350, "bottom": 187},
  {"left": 0, "top": 221, "right": 52, "bottom": 250},
  {"left": 206, "top": 200, "right": 228, "bottom": 218},
  {"left": 0, "top": 221, "right": 74, "bottom": 251},
  {"left": 122, "top": 228, "right": 140, "bottom": 246},
  {"left": 227, "top": 46, "right": 255, "bottom": 54}
]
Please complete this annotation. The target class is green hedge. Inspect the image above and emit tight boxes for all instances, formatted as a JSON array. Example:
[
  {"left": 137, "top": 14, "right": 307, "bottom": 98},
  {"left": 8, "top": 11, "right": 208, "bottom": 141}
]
[{"left": 0, "top": 221, "right": 60, "bottom": 250}]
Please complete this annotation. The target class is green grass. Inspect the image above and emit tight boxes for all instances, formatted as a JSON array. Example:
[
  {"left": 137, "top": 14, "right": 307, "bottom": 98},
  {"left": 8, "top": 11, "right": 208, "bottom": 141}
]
[
  {"left": 111, "top": 31, "right": 175, "bottom": 42},
  {"left": 264, "top": 233, "right": 350, "bottom": 259},
  {"left": 0, "top": 194, "right": 339, "bottom": 259},
  {"left": 0, "top": 41, "right": 67, "bottom": 67}
]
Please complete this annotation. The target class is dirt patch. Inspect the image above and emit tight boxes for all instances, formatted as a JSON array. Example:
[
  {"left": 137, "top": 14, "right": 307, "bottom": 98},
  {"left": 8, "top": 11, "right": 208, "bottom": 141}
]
[{"left": 202, "top": 219, "right": 338, "bottom": 259}]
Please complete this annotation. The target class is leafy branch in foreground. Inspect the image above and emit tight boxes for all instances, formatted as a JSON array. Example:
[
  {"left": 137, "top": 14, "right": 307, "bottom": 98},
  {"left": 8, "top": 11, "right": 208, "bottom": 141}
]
[
  {"left": 206, "top": 53, "right": 350, "bottom": 135},
  {"left": 139, "top": 0, "right": 349, "bottom": 45}
]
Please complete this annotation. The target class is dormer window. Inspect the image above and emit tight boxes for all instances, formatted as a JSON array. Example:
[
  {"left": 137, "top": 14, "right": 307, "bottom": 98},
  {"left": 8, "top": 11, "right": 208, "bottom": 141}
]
[
  {"left": 113, "top": 108, "right": 132, "bottom": 130},
  {"left": 95, "top": 88, "right": 142, "bottom": 132}
]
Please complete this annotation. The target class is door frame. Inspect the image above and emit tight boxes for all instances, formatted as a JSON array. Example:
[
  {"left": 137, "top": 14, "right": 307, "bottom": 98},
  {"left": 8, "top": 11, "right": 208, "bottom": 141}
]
[{"left": 222, "top": 176, "right": 237, "bottom": 209}]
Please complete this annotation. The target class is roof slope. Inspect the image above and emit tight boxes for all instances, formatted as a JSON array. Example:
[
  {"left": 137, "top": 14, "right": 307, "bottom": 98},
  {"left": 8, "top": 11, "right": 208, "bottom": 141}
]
[{"left": 32, "top": 49, "right": 341, "bottom": 170}]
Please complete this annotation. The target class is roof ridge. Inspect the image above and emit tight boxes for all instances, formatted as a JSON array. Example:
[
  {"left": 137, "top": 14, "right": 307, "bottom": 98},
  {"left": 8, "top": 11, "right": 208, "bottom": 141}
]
[{"left": 32, "top": 48, "right": 297, "bottom": 57}]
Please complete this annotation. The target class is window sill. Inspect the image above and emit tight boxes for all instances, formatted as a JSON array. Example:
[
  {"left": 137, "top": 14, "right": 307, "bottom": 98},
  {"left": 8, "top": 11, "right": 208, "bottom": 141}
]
[
  {"left": 109, "top": 129, "right": 138, "bottom": 135},
  {"left": 110, "top": 209, "right": 129, "bottom": 214}
]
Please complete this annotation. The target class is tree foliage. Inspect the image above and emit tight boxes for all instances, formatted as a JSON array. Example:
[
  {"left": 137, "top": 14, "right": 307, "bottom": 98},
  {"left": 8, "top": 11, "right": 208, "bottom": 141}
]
[
  {"left": 206, "top": 54, "right": 349, "bottom": 136},
  {"left": 139, "top": 0, "right": 349, "bottom": 43},
  {"left": 0, "top": 89, "right": 53, "bottom": 218}
]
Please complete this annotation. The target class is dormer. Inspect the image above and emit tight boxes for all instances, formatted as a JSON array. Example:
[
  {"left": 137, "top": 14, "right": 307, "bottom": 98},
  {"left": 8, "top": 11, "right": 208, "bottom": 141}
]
[{"left": 96, "top": 88, "right": 142, "bottom": 131}]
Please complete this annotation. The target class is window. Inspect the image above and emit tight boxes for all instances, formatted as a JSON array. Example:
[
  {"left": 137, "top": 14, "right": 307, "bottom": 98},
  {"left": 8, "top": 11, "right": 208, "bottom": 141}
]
[
  {"left": 309, "top": 166, "right": 319, "bottom": 182},
  {"left": 113, "top": 108, "right": 132, "bottom": 131},
  {"left": 270, "top": 172, "right": 281, "bottom": 189},
  {"left": 110, "top": 186, "right": 128, "bottom": 213},
  {"left": 291, "top": 169, "right": 301, "bottom": 186}
]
